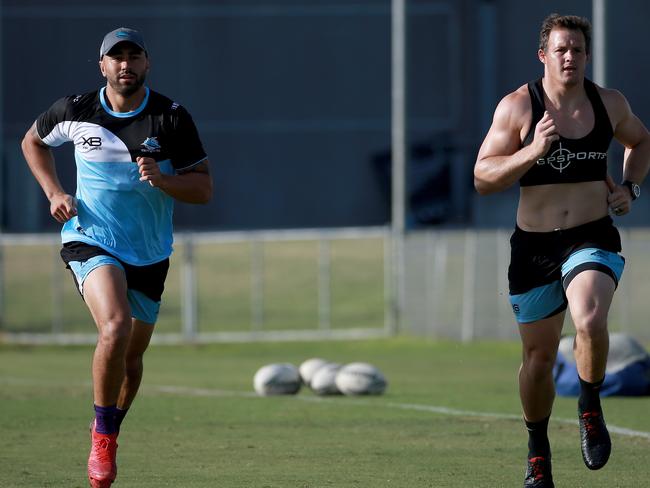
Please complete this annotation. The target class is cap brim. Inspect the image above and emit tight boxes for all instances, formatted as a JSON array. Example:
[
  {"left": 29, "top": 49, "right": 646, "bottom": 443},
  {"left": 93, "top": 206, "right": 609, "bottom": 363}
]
[{"left": 100, "top": 40, "right": 147, "bottom": 58}]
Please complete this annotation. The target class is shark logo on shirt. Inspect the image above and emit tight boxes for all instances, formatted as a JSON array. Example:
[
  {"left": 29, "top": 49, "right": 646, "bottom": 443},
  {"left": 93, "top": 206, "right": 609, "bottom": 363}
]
[{"left": 140, "top": 137, "right": 161, "bottom": 153}]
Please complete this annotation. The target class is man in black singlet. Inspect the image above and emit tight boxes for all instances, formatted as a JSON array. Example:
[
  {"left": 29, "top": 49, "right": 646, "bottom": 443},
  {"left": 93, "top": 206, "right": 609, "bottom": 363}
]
[{"left": 474, "top": 13, "right": 650, "bottom": 488}]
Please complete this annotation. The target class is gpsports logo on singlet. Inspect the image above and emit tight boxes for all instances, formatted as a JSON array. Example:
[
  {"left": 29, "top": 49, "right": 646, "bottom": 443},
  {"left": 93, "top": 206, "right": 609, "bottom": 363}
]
[
  {"left": 140, "top": 137, "right": 161, "bottom": 153},
  {"left": 536, "top": 142, "right": 607, "bottom": 173}
]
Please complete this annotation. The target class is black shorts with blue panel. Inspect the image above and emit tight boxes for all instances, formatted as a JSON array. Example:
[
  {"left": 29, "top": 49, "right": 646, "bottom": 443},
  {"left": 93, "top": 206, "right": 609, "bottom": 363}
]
[{"left": 508, "top": 216, "right": 624, "bottom": 324}]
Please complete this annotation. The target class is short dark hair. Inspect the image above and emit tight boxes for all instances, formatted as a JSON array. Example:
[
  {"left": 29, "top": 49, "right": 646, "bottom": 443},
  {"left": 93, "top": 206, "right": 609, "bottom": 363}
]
[{"left": 539, "top": 13, "right": 592, "bottom": 55}]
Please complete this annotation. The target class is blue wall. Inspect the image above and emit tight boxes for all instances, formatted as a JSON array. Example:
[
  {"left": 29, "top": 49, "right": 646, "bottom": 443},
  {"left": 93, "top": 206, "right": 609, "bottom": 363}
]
[{"left": 3, "top": 0, "right": 649, "bottom": 231}]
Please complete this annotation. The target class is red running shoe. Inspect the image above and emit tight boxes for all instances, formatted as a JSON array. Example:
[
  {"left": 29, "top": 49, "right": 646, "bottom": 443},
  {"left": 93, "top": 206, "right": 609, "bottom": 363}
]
[
  {"left": 88, "top": 420, "right": 118, "bottom": 487},
  {"left": 523, "top": 456, "right": 554, "bottom": 488},
  {"left": 579, "top": 409, "right": 611, "bottom": 470}
]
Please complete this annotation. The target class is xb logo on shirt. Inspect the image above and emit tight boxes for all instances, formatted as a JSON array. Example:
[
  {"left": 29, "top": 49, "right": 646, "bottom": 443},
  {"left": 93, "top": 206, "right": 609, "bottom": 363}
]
[
  {"left": 140, "top": 137, "right": 161, "bottom": 153},
  {"left": 80, "top": 136, "right": 102, "bottom": 151}
]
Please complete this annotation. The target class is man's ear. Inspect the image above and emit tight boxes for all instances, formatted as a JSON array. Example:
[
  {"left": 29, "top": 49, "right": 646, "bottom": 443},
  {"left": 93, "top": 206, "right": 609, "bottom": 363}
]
[
  {"left": 99, "top": 59, "right": 106, "bottom": 78},
  {"left": 537, "top": 49, "right": 546, "bottom": 65}
]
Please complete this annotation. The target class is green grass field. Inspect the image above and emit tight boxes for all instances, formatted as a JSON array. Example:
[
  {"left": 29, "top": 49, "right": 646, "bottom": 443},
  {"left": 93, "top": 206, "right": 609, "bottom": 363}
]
[
  {"left": 5, "top": 231, "right": 650, "bottom": 343},
  {"left": 0, "top": 237, "right": 386, "bottom": 335},
  {"left": 1, "top": 338, "right": 649, "bottom": 487}
]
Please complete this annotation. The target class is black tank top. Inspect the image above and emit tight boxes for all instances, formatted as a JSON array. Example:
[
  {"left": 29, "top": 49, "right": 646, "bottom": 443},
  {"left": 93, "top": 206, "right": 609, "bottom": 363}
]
[{"left": 519, "top": 78, "right": 613, "bottom": 187}]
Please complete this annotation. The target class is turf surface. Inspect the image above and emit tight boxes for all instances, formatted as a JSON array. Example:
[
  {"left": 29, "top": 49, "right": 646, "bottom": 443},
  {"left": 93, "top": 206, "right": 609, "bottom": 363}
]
[{"left": 1, "top": 338, "right": 649, "bottom": 487}]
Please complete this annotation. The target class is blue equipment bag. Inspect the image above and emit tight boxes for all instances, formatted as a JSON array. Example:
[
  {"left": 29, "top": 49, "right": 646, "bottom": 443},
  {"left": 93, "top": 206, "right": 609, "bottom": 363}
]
[{"left": 554, "top": 333, "right": 650, "bottom": 397}]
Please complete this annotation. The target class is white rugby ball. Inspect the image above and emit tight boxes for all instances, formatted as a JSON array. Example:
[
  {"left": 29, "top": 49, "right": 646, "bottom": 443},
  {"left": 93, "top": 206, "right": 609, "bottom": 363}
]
[
  {"left": 299, "top": 358, "right": 330, "bottom": 386},
  {"left": 310, "top": 363, "right": 342, "bottom": 395},
  {"left": 253, "top": 363, "right": 301, "bottom": 396},
  {"left": 335, "top": 362, "right": 387, "bottom": 396}
]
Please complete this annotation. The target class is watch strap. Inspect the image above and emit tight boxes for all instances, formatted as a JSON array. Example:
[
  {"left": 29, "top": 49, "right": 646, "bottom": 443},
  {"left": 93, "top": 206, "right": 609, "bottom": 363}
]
[{"left": 622, "top": 180, "right": 640, "bottom": 200}]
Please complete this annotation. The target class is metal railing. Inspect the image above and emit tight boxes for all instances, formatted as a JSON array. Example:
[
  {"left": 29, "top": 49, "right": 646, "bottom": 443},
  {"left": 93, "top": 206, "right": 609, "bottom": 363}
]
[
  {"left": 0, "top": 227, "right": 392, "bottom": 344},
  {"left": 2, "top": 227, "right": 650, "bottom": 345}
]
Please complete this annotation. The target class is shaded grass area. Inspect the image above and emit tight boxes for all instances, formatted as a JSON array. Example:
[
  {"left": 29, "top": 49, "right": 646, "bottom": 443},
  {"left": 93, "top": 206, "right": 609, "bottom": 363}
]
[
  {"left": 1, "top": 338, "right": 649, "bottom": 487},
  {"left": 0, "top": 238, "right": 386, "bottom": 335}
]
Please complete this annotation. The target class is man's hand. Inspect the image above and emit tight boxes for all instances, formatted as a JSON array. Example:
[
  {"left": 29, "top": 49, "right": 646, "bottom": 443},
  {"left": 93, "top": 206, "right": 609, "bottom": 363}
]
[
  {"left": 49, "top": 193, "right": 77, "bottom": 223},
  {"left": 606, "top": 174, "right": 632, "bottom": 216},
  {"left": 531, "top": 111, "right": 560, "bottom": 158},
  {"left": 137, "top": 156, "right": 165, "bottom": 188}
]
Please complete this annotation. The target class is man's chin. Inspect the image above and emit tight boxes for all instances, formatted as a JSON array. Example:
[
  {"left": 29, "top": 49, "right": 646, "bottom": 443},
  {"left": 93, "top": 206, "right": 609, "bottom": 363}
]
[
  {"left": 562, "top": 70, "right": 582, "bottom": 81},
  {"left": 110, "top": 82, "right": 145, "bottom": 98}
]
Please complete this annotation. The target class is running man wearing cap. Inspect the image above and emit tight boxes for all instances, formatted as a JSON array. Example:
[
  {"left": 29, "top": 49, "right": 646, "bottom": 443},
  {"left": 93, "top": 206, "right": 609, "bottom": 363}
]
[
  {"left": 21, "top": 27, "right": 212, "bottom": 487},
  {"left": 474, "top": 14, "right": 650, "bottom": 487}
]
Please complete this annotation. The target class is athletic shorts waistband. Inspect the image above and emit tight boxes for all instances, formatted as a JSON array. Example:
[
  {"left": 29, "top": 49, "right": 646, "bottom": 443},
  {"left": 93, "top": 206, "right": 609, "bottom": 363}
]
[{"left": 513, "top": 215, "right": 613, "bottom": 239}]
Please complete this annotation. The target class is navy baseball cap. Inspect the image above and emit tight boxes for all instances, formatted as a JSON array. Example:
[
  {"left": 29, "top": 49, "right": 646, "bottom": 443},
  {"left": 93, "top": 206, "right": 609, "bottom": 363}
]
[{"left": 100, "top": 27, "right": 147, "bottom": 58}]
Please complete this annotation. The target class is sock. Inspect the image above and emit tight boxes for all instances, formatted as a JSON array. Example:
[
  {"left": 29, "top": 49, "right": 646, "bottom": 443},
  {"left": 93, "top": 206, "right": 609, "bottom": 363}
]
[
  {"left": 94, "top": 404, "right": 118, "bottom": 435},
  {"left": 116, "top": 407, "right": 129, "bottom": 431},
  {"left": 578, "top": 376, "right": 604, "bottom": 412},
  {"left": 525, "top": 416, "right": 551, "bottom": 458}
]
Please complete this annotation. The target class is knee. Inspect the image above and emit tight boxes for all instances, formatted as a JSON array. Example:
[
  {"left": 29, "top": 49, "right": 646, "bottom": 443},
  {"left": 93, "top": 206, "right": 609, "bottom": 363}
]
[
  {"left": 96, "top": 317, "right": 131, "bottom": 352},
  {"left": 573, "top": 307, "right": 608, "bottom": 338},
  {"left": 522, "top": 345, "right": 557, "bottom": 379}
]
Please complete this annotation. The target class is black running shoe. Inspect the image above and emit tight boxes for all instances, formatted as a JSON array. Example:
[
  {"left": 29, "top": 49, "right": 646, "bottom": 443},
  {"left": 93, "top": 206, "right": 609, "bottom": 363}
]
[
  {"left": 524, "top": 456, "right": 554, "bottom": 488},
  {"left": 579, "top": 409, "right": 611, "bottom": 470}
]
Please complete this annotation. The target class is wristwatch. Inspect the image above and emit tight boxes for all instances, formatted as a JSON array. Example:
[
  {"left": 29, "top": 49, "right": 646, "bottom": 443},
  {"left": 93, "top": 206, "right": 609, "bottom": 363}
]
[{"left": 622, "top": 180, "right": 641, "bottom": 200}]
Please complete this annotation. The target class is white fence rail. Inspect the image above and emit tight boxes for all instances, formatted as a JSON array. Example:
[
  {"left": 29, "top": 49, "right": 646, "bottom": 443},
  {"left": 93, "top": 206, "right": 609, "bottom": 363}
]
[
  {"left": 0, "top": 228, "right": 392, "bottom": 345},
  {"left": 401, "top": 228, "right": 650, "bottom": 343},
  {"left": 2, "top": 227, "right": 649, "bottom": 345}
]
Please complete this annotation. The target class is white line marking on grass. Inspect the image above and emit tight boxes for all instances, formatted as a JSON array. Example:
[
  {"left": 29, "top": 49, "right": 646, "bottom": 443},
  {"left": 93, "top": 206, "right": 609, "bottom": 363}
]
[
  {"left": 154, "top": 384, "right": 259, "bottom": 398},
  {"left": 152, "top": 384, "right": 650, "bottom": 440},
  {"left": 5, "top": 377, "right": 649, "bottom": 440},
  {"left": 385, "top": 401, "right": 650, "bottom": 440}
]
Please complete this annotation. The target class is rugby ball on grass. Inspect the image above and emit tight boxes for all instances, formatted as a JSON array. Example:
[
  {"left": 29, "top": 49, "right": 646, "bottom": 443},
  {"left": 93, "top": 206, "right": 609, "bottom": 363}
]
[
  {"left": 335, "top": 362, "right": 387, "bottom": 395},
  {"left": 310, "top": 363, "right": 342, "bottom": 395},
  {"left": 299, "top": 357, "right": 330, "bottom": 387},
  {"left": 253, "top": 363, "right": 301, "bottom": 396}
]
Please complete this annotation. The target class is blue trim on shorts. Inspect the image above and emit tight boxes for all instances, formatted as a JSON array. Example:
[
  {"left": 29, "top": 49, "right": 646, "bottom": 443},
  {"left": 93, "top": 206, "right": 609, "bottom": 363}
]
[
  {"left": 127, "top": 289, "right": 159, "bottom": 325},
  {"left": 561, "top": 247, "right": 624, "bottom": 288},
  {"left": 511, "top": 247, "right": 624, "bottom": 324},
  {"left": 68, "top": 255, "right": 160, "bottom": 324},
  {"left": 68, "top": 255, "right": 124, "bottom": 294},
  {"left": 510, "top": 282, "right": 566, "bottom": 324}
]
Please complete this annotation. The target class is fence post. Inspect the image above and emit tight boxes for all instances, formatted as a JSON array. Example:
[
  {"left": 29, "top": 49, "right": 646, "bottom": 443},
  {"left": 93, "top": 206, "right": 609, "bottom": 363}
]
[
  {"left": 385, "top": 231, "right": 402, "bottom": 336},
  {"left": 318, "top": 237, "right": 331, "bottom": 330},
  {"left": 496, "top": 229, "right": 510, "bottom": 338},
  {"left": 461, "top": 229, "right": 477, "bottom": 342},
  {"left": 51, "top": 244, "right": 64, "bottom": 333},
  {"left": 383, "top": 230, "right": 392, "bottom": 334},
  {"left": 0, "top": 239, "right": 3, "bottom": 330},
  {"left": 250, "top": 239, "right": 264, "bottom": 332},
  {"left": 181, "top": 234, "right": 198, "bottom": 341},
  {"left": 429, "top": 231, "right": 448, "bottom": 338}
]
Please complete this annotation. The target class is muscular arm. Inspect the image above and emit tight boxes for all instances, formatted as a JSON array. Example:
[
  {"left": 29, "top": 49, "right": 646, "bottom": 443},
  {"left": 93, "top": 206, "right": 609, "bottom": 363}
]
[
  {"left": 474, "top": 88, "right": 559, "bottom": 195},
  {"left": 599, "top": 88, "right": 650, "bottom": 214},
  {"left": 137, "top": 157, "right": 213, "bottom": 204},
  {"left": 610, "top": 93, "right": 650, "bottom": 184},
  {"left": 20, "top": 122, "right": 77, "bottom": 222}
]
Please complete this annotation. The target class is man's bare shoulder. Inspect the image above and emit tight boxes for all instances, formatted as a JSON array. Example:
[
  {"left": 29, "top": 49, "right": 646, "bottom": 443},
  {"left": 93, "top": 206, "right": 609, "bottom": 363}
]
[
  {"left": 498, "top": 84, "right": 532, "bottom": 115},
  {"left": 491, "top": 84, "right": 532, "bottom": 131},
  {"left": 594, "top": 84, "right": 631, "bottom": 126},
  {"left": 596, "top": 85, "right": 628, "bottom": 107}
]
